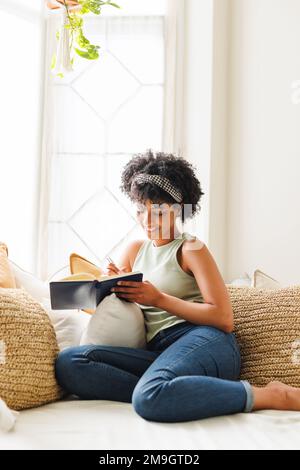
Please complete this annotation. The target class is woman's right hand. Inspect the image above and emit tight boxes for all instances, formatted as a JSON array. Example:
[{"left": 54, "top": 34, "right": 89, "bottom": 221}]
[{"left": 105, "top": 263, "right": 131, "bottom": 277}]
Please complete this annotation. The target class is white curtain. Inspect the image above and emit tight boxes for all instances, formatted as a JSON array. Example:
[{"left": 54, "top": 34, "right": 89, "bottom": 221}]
[
  {"left": 36, "top": 12, "right": 59, "bottom": 280},
  {"left": 162, "top": 0, "right": 186, "bottom": 156}
]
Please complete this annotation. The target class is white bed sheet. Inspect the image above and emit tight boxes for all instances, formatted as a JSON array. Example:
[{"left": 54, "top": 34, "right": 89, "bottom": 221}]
[{"left": 1, "top": 398, "right": 300, "bottom": 450}]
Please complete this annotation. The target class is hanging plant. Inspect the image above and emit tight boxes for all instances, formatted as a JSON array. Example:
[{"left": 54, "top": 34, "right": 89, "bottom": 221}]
[{"left": 47, "top": 1, "right": 120, "bottom": 77}]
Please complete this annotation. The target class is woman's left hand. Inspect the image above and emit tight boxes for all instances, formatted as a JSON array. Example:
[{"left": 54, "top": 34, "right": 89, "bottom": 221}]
[{"left": 111, "top": 280, "right": 162, "bottom": 307}]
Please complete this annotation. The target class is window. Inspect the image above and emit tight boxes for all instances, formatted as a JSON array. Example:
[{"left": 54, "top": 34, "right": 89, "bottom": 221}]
[{"left": 46, "top": 1, "right": 167, "bottom": 279}]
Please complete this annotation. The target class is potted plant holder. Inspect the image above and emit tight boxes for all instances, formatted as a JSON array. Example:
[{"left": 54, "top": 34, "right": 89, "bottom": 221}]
[{"left": 46, "top": 0, "right": 120, "bottom": 76}]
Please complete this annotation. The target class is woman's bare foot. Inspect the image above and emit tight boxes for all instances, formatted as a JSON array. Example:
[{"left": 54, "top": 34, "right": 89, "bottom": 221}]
[{"left": 252, "top": 381, "right": 300, "bottom": 411}]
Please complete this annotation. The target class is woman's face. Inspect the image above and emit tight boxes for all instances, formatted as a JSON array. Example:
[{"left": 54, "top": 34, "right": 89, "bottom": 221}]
[{"left": 135, "top": 199, "right": 181, "bottom": 240}]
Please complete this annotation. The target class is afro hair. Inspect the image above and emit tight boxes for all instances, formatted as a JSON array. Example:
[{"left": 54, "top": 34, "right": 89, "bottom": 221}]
[{"left": 120, "top": 149, "right": 205, "bottom": 223}]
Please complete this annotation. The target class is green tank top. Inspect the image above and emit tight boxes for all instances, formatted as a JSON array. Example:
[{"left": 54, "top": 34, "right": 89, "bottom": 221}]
[{"left": 132, "top": 231, "right": 204, "bottom": 343}]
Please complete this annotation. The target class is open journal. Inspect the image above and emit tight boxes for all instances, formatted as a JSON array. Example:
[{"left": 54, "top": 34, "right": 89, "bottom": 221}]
[{"left": 49, "top": 271, "right": 143, "bottom": 310}]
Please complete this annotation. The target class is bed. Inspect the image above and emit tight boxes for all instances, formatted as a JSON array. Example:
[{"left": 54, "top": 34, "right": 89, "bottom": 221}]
[
  {"left": 1, "top": 259, "right": 300, "bottom": 450},
  {"left": 1, "top": 397, "right": 300, "bottom": 450}
]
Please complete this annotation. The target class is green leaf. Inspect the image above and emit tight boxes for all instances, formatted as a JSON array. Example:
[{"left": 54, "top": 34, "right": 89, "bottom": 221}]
[
  {"left": 74, "top": 47, "right": 99, "bottom": 60},
  {"left": 50, "top": 0, "right": 117, "bottom": 73},
  {"left": 77, "top": 0, "right": 120, "bottom": 15},
  {"left": 51, "top": 54, "right": 56, "bottom": 70},
  {"left": 76, "top": 30, "right": 91, "bottom": 48},
  {"left": 107, "top": 2, "right": 121, "bottom": 9}
]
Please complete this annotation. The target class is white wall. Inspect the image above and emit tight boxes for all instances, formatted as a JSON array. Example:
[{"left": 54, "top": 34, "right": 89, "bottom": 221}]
[
  {"left": 225, "top": 0, "right": 300, "bottom": 285},
  {"left": 208, "top": 0, "right": 230, "bottom": 276},
  {"left": 0, "top": 2, "right": 44, "bottom": 274},
  {"left": 182, "top": 0, "right": 214, "bottom": 244}
]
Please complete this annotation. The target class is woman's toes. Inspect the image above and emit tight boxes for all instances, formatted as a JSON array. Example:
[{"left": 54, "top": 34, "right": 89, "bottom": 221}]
[{"left": 266, "top": 381, "right": 300, "bottom": 411}]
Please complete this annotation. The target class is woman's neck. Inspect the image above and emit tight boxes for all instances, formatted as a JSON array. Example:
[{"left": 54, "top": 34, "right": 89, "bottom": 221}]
[{"left": 151, "top": 227, "right": 183, "bottom": 247}]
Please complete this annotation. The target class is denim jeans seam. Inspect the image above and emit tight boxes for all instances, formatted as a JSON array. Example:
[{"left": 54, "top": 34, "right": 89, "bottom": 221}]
[
  {"left": 81, "top": 345, "right": 159, "bottom": 364},
  {"left": 80, "top": 345, "right": 106, "bottom": 357},
  {"left": 149, "top": 322, "right": 190, "bottom": 345},
  {"left": 228, "top": 335, "right": 241, "bottom": 379},
  {"left": 160, "top": 333, "right": 231, "bottom": 376},
  {"left": 233, "top": 349, "right": 241, "bottom": 379}
]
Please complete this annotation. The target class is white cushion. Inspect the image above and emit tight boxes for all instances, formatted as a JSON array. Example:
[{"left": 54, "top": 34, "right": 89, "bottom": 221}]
[
  {"left": 80, "top": 293, "right": 147, "bottom": 349},
  {"left": 229, "top": 272, "right": 251, "bottom": 287},
  {"left": 8, "top": 259, "right": 49, "bottom": 303},
  {"left": 8, "top": 259, "right": 146, "bottom": 351},
  {"left": 251, "top": 269, "right": 281, "bottom": 289},
  {"left": 40, "top": 298, "right": 90, "bottom": 352},
  {"left": 0, "top": 398, "right": 18, "bottom": 433},
  {"left": 8, "top": 259, "right": 90, "bottom": 352},
  {"left": 230, "top": 269, "right": 282, "bottom": 289}
]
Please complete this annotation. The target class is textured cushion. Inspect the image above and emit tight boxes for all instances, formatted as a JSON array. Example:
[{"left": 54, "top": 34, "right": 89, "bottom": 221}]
[
  {"left": 0, "top": 244, "right": 16, "bottom": 289},
  {"left": 228, "top": 285, "right": 300, "bottom": 387},
  {"left": 0, "top": 287, "right": 62, "bottom": 410},
  {"left": 80, "top": 293, "right": 147, "bottom": 349}
]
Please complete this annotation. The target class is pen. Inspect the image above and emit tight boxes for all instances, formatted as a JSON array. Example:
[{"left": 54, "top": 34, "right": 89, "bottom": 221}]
[
  {"left": 106, "top": 256, "right": 115, "bottom": 266},
  {"left": 106, "top": 256, "right": 120, "bottom": 273}
]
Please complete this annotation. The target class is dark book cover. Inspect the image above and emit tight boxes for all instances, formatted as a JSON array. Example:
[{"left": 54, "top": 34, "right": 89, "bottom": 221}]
[{"left": 49, "top": 271, "right": 143, "bottom": 310}]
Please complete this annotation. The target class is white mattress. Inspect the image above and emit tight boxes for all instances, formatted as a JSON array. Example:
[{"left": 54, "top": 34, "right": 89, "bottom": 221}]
[{"left": 1, "top": 398, "right": 300, "bottom": 450}]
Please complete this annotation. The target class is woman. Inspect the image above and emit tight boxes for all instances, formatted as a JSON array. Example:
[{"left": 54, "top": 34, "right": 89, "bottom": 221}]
[{"left": 55, "top": 150, "right": 300, "bottom": 422}]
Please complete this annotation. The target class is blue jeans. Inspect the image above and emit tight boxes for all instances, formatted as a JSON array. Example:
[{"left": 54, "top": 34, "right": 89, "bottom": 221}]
[{"left": 55, "top": 321, "right": 254, "bottom": 422}]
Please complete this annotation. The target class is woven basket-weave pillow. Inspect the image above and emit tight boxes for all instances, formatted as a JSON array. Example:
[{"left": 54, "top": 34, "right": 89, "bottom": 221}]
[
  {"left": 0, "top": 287, "right": 62, "bottom": 410},
  {"left": 227, "top": 285, "right": 300, "bottom": 387}
]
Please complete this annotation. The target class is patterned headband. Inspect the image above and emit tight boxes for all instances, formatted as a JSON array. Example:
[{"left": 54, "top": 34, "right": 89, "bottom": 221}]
[{"left": 132, "top": 173, "right": 183, "bottom": 203}]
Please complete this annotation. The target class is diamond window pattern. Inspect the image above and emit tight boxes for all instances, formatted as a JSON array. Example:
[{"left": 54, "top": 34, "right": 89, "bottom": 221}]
[{"left": 48, "top": 16, "right": 165, "bottom": 278}]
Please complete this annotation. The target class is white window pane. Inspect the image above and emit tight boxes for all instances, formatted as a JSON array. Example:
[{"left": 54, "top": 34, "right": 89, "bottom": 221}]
[
  {"left": 73, "top": 51, "right": 140, "bottom": 120},
  {"left": 1, "top": 0, "right": 42, "bottom": 15},
  {"left": 53, "top": 86, "right": 105, "bottom": 154},
  {"left": 48, "top": 222, "right": 101, "bottom": 277},
  {"left": 105, "top": 154, "right": 137, "bottom": 216},
  {"left": 49, "top": 155, "right": 105, "bottom": 221},
  {"left": 107, "top": 17, "right": 164, "bottom": 84},
  {"left": 47, "top": 14, "right": 165, "bottom": 277},
  {"left": 108, "top": 86, "right": 164, "bottom": 153},
  {"left": 67, "top": 189, "right": 136, "bottom": 259},
  {"left": 20, "top": 0, "right": 42, "bottom": 11},
  {"left": 101, "top": 0, "right": 167, "bottom": 16}
]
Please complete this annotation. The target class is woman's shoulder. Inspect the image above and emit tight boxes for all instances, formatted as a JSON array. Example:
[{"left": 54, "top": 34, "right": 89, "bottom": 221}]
[
  {"left": 181, "top": 232, "right": 206, "bottom": 253},
  {"left": 126, "top": 239, "right": 147, "bottom": 269}
]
